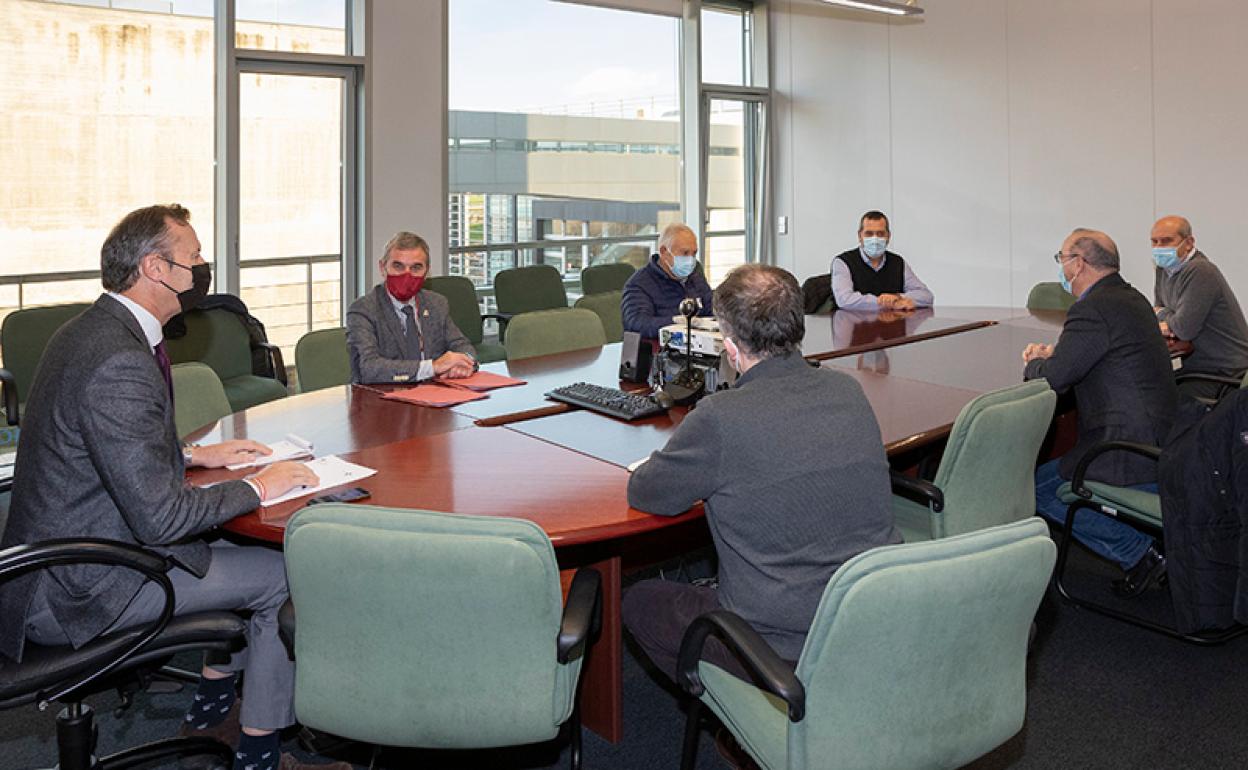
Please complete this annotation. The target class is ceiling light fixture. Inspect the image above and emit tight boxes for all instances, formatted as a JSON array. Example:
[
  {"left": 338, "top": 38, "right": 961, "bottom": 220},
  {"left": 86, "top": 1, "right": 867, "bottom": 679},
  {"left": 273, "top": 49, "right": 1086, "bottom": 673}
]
[{"left": 818, "top": 0, "right": 924, "bottom": 17}]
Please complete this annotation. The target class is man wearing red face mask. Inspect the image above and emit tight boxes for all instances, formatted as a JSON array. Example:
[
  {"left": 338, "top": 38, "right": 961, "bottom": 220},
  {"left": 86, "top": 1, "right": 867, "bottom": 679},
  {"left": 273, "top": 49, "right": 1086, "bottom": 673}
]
[{"left": 346, "top": 231, "right": 477, "bottom": 383}]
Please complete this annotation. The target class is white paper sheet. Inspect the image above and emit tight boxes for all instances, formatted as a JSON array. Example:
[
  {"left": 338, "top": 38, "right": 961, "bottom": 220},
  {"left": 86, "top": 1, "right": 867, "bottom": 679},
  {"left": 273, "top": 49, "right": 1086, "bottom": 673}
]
[
  {"left": 261, "top": 455, "right": 376, "bottom": 507},
  {"left": 226, "top": 437, "right": 314, "bottom": 470}
]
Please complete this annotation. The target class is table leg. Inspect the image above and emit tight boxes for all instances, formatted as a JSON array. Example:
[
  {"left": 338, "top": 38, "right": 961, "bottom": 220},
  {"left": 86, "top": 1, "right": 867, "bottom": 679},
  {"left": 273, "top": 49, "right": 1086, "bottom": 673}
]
[{"left": 578, "top": 555, "right": 623, "bottom": 743}]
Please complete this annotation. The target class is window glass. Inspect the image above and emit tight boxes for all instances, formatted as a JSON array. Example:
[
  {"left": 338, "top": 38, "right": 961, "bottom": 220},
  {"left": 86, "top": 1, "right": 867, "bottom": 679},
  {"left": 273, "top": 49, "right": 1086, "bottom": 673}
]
[
  {"left": 701, "top": 6, "right": 747, "bottom": 86},
  {"left": 448, "top": 0, "right": 681, "bottom": 289},
  {"left": 0, "top": 0, "right": 214, "bottom": 333},
  {"left": 236, "top": 0, "right": 347, "bottom": 55}
]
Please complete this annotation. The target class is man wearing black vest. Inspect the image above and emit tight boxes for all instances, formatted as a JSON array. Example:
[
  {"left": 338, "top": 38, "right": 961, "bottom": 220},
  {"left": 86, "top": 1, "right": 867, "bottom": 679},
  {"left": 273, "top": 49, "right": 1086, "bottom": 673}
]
[{"left": 831, "top": 210, "right": 933, "bottom": 311}]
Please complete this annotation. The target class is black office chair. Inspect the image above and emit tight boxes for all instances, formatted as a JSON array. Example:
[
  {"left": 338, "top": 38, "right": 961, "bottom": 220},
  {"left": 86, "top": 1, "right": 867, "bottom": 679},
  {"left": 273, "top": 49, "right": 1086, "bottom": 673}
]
[{"left": 0, "top": 539, "right": 248, "bottom": 769}]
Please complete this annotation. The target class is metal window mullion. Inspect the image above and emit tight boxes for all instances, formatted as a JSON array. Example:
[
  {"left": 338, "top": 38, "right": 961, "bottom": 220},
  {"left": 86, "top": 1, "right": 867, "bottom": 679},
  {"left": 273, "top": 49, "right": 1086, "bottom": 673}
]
[{"left": 215, "top": 0, "right": 240, "bottom": 297}]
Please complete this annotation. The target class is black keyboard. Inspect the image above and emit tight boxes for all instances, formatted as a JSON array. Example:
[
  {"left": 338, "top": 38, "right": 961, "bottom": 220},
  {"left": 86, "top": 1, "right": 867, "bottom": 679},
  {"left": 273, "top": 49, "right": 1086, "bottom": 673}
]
[{"left": 545, "top": 382, "right": 667, "bottom": 421}]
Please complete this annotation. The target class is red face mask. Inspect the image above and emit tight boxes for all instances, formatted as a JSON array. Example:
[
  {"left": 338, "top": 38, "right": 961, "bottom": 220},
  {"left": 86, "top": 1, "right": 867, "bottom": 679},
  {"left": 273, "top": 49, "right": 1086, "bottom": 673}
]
[{"left": 385, "top": 272, "right": 424, "bottom": 302}]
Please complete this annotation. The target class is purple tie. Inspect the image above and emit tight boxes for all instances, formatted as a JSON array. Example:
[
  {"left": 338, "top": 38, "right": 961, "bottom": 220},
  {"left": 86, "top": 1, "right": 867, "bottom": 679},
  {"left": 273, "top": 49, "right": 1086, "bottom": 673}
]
[{"left": 154, "top": 340, "right": 174, "bottom": 404}]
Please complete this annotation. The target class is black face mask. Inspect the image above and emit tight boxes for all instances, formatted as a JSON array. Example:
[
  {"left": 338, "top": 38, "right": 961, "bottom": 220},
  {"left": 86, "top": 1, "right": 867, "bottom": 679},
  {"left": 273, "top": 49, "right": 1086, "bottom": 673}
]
[{"left": 161, "top": 259, "right": 212, "bottom": 313}]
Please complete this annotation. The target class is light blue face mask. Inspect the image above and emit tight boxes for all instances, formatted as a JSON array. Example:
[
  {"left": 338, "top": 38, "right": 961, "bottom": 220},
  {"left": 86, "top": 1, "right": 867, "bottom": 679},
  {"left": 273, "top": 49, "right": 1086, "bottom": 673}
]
[
  {"left": 671, "top": 254, "right": 697, "bottom": 279},
  {"left": 1152, "top": 247, "right": 1180, "bottom": 270},
  {"left": 1058, "top": 261, "right": 1073, "bottom": 295},
  {"left": 862, "top": 237, "right": 888, "bottom": 259}
]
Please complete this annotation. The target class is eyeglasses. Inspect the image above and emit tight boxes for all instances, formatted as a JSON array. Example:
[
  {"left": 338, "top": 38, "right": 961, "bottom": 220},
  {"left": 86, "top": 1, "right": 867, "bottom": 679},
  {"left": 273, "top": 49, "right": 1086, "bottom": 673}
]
[{"left": 1052, "top": 251, "right": 1079, "bottom": 264}]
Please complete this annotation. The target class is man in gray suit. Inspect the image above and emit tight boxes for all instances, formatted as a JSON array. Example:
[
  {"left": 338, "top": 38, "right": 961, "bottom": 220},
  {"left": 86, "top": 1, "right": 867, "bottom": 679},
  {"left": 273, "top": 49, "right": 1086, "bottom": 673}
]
[
  {"left": 0, "top": 205, "right": 342, "bottom": 770},
  {"left": 1023, "top": 228, "right": 1177, "bottom": 598},
  {"left": 623, "top": 264, "right": 901, "bottom": 685},
  {"left": 347, "top": 231, "right": 476, "bottom": 384}
]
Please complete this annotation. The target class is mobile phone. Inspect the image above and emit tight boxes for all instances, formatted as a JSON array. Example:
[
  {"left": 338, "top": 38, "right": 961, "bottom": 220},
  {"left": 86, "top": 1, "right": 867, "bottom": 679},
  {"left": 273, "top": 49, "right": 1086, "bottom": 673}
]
[{"left": 305, "top": 486, "right": 371, "bottom": 505}]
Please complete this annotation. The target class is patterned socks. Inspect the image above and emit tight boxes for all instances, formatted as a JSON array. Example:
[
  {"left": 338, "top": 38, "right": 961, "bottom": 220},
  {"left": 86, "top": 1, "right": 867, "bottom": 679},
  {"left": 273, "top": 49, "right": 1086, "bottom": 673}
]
[
  {"left": 232, "top": 731, "right": 281, "bottom": 770},
  {"left": 183, "top": 672, "right": 238, "bottom": 730}
]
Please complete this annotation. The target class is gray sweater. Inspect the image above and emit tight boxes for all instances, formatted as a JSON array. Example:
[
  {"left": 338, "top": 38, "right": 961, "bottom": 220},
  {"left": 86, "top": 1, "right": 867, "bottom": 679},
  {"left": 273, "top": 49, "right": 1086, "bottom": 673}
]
[
  {"left": 628, "top": 353, "right": 901, "bottom": 660},
  {"left": 1155, "top": 251, "right": 1248, "bottom": 378}
]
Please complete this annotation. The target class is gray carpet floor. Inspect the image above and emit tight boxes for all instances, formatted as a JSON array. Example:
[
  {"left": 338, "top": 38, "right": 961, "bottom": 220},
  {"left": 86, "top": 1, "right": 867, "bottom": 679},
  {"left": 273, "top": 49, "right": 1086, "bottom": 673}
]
[{"left": 2, "top": 523, "right": 1246, "bottom": 769}]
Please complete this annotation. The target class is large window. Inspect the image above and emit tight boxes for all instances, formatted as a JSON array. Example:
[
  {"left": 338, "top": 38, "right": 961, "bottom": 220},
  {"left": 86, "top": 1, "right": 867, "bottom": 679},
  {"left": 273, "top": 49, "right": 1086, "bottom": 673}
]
[
  {"left": 0, "top": 0, "right": 362, "bottom": 365},
  {"left": 448, "top": 0, "right": 682, "bottom": 306}
]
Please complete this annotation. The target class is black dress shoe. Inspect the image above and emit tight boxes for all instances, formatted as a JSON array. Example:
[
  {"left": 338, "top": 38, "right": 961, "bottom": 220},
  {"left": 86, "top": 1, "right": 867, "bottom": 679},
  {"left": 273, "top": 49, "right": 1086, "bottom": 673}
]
[{"left": 1112, "top": 545, "right": 1167, "bottom": 598}]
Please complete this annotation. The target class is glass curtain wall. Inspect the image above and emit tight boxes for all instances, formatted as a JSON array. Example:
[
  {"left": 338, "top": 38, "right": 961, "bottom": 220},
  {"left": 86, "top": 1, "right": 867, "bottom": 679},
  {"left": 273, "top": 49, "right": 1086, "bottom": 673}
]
[
  {"left": 0, "top": 0, "right": 362, "bottom": 366},
  {"left": 447, "top": 0, "right": 683, "bottom": 310}
]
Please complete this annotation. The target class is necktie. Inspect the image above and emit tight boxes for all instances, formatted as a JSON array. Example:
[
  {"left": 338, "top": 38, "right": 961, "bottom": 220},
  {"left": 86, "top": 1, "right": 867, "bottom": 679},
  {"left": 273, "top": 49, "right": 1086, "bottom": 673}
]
[
  {"left": 401, "top": 305, "right": 423, "bottom": 361},
  {"left": 154, "top": 340, "right": 174, "bottom": 404}
]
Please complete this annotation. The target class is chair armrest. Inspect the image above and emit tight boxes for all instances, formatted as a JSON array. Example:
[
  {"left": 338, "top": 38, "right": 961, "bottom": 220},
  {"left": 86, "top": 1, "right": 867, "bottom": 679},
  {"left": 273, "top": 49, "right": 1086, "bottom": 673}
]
[
  {"left": 277, "top": 598, "right": 296, "bottom": 660},
  {"left": 1175, "top": 371, "right": 1242, "bottom": 400},
  {"left": 1070, "top": 440, "right": 1162, "bottom": 499},
  {"left": 677, "top": 609, "right": 806, "bottom": 722},
  {"left": 0, "top": 367, "right": 18, "bottom": 426},
  {"left": 0, "top": 539, "right": 176, "bottom": 706},
  {"left": 557, "top": 567, "right": 602, "bottom": 664},
  {"left": 889, "top": 470, "right": 944, "bottom": 512},
  {"left": 258, "top": 342, "right": 288, "bottom": 387},
  {"left": 484, "top": 313, "right": 511, "bottom": 343}
]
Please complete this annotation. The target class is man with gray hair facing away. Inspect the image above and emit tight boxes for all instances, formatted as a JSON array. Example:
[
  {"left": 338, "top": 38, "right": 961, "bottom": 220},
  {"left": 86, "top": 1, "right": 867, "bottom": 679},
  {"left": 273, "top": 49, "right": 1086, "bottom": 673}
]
[
  {"left": 1149, "top": 215, "right": 1248, "bottom": 400},
  {"left": 347, "top": 231, "right": 476, "bottom": 384},
  {"left": 623, "top": 264, "right": 900, "bottom": 689},
  {"left": 1023, "top": 228, "right": 1177, "bottom": 598},
  {"left": 621, "top": 223, "right": 714, "bottom": 339}
]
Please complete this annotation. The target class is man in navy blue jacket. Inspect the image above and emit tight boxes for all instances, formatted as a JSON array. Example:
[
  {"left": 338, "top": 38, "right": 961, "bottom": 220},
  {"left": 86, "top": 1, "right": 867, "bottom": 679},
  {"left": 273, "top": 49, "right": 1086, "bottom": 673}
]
[{"left": 621, "top": 223, "right": 714, "bottom": 339}]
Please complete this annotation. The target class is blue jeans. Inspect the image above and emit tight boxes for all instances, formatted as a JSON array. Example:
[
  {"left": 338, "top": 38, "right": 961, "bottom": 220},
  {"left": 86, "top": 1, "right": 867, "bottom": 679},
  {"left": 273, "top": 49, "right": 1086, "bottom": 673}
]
[{"left": 1034, "top": 459, "right": 1155, "bottom": 570}]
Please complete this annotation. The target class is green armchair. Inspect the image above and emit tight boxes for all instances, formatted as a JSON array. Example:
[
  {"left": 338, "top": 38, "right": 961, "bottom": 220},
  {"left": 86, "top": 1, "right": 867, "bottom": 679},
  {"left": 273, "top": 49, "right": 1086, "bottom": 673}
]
[
  {"left": 503, "top": 308, "right": 606, "bottom": 361},
  {"left": 283, "top": 505, "right": 600, "bottom": 769},
  {"left": 163, "top": 306, "right": 287, "bottom": 412},
  {"left": 170, "top": 362, "right": 233, "bottom": 438},
  {"left": 579, "top": 262, "right": 636, "bottom": 296},
  {"left": 425, "top": 275, "right": 507, "bottom": 362},
  {"left": 573, "top": 290, "right": 624, "bottom": 343},
  {"left": 1026, "top": 281, "right": 1076, "bottom": 311},
  {"left": 294, "top": 328, "right": 351, "bottom": 393},
  {"left": 0, "top": 303, "right": 90, "bottom": 425},
  {"left": 890, "top": 380, "right": 1056, "bottom": 541},
  {"left": 677, "top": 518, "right": 1056, "bottom": 770}
]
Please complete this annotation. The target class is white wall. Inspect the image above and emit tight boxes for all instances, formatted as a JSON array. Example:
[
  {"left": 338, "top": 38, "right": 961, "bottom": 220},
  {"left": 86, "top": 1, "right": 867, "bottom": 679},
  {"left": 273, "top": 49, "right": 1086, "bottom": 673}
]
[
  {"left": 771, "top": 0, "right": 1248, "bottom": 307},
  {"left": 367, "top": 0, "right": 447, "bottom": 286}
]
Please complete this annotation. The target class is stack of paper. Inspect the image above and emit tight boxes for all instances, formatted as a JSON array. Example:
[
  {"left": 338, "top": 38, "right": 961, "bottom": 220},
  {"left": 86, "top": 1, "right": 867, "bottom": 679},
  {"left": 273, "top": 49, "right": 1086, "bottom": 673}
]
[
  {"left": 437, "top": 370, "right": 526, "bottom": 391},
  {"left": 226, "top": 438, "right": 314, "bottom": 470},
  {"left": 261, "top": 455, "right": 377, "bottom": 507},
  {"left": 382, "top": 384, "right": 489, "bottom": 407}
]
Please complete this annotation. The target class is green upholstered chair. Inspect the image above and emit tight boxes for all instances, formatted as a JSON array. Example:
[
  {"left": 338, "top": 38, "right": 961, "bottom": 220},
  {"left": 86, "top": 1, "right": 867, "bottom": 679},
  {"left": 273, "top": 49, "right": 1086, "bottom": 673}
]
[
  {"left": 676, "top": 518, "right": 1056, "bottom": 770},
  {"left": 579, "top": 262, "right": 635, "bottom": 296},
  {"left": 164, "top": 307, "right": 287, "bottom": 412},
  {"left": 494, "top": 264, "right": 569, "bottom": 317},
  {"left": 294, "top": 328, "right": 351, "bottom": 393},
  {"left": 425, "top": 275, "right": 507, "bottom": 363},
  {"left": 282, "top": 504, "right": 601, "bottom": 769},
  {"left": 170, "top": 362, "right": 233, "bottom": 438},
  {"left": 1052, "top": 440, "right": 1248, "bottom": 645},
  {"left": 1026, "top": 281, "right": 1076, "bottom": 311},
  {"left": 0, "top": 303, "right": 90, "bottom": 425},
  {"left": 573, "top": 290, "right": 624, "bottom": 343},
  {"left": 890, "top": 380, "right": 1056, "bottom": 542},
  {"left": 503, "top": 308, "right": 606, "bottom": 361}
]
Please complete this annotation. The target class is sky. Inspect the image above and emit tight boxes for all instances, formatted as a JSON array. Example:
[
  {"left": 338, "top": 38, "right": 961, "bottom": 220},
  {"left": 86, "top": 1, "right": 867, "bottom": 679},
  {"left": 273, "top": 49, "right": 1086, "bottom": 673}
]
[{"left": 449, "top": 0, "right": 744, "bottom": 117}]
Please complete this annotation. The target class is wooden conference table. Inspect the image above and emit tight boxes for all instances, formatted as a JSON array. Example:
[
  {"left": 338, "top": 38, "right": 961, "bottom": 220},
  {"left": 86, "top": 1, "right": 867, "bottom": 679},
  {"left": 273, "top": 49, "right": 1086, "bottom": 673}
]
[{"left": 194, "top": 306, "right": 1065, "bottom": 743}]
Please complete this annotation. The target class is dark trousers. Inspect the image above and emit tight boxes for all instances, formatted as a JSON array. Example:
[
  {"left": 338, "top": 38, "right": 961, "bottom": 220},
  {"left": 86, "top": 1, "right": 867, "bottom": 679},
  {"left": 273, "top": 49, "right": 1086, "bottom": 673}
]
[{"left": 623, "top": 579, "right": 794, "bottom": 686}]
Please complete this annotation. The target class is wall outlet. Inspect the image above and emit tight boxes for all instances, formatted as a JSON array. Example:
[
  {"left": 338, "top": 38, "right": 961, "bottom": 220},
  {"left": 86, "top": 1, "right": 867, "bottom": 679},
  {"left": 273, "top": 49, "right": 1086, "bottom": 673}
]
[{"left": 777, "top": 215, "right": 789, "bottom": 235}]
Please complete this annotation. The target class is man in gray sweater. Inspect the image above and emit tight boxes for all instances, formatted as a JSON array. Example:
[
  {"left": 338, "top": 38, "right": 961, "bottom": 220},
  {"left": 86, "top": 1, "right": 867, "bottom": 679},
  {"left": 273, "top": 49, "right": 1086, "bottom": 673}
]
[
  {"left": 1151, "top": 215, "right": 1248, "bottom": 399},
  {"left": 622, "top": 264, "right": 900, "bottom": 683}
]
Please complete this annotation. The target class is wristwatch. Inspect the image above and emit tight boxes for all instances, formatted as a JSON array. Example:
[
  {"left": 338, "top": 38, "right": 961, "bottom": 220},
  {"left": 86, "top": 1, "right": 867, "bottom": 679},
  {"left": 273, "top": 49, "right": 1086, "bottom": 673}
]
[{"left": 182, "top": 442, "right": 196, "bottom": 466}]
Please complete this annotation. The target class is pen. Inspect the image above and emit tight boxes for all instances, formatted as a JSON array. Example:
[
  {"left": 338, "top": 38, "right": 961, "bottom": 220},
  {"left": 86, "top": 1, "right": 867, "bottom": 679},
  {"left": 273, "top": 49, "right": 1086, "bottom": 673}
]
[{"left": 286, "top": 434, "right": 314, "bottom": 455}]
